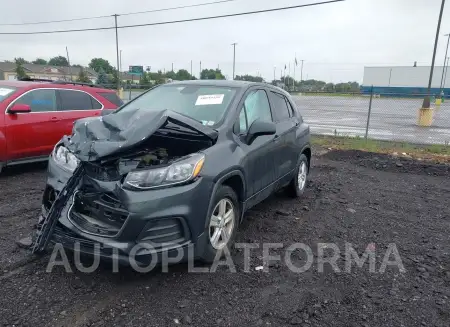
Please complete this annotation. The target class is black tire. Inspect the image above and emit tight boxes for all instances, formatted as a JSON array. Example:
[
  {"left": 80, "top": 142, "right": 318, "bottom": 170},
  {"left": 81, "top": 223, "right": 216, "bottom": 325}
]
[
  {"left": 286, "top": 154, "right": 309, "bottom": 198},
  {"left": 200, "top": 185, "right": 240, "bottom": 263}
]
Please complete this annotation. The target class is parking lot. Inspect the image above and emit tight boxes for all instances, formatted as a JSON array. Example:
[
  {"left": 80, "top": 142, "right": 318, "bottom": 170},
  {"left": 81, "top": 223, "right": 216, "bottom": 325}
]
[
  {"left": 0, "top": 148, "right": 449, "bottom": 327},
  {"left": 294, "top": 95, "right": 450, "bottom": 145}
]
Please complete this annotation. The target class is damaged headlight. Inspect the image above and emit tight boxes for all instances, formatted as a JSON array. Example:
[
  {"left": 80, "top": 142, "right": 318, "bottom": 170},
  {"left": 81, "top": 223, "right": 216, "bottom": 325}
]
[
  {"left": 52, "top": 145, "right": 80, "bottom": 173},
  {"left": 124, "top": 153, "right": 205, "bottom": 189}
]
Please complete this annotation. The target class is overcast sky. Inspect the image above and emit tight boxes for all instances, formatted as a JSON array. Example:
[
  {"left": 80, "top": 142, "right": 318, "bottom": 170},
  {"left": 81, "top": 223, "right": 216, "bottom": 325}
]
[{"left": 0, "top": 0, "right": 449, "bottom": 83}]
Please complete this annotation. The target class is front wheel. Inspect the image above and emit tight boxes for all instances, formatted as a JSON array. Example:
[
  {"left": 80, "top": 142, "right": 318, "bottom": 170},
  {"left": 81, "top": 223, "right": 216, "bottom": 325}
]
[
  {"left": 286, "top": 154, "right": 309, "bottom": 198},
  {"left": 200, "top": 185, "right": 240, "bottom": 263}
]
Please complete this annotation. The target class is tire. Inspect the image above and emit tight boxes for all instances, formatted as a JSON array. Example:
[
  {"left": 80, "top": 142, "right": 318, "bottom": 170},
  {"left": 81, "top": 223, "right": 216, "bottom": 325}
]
[
  {"left": 286, "top": 154, "right": 309, "bottom": 198},
  {"left": 200, "top": 185, "right": 240, "bottom": 263},
  {"left": 0, "top": 162, "right": 4, "bottom": 175}
]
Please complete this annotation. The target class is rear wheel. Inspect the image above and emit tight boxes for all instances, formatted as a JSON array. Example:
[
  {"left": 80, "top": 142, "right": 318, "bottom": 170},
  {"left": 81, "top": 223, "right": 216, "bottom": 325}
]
[
  {"left": 286, "top": 154, "right": 309, "bottom": 198},
  {"left": 200, "top": 185, "right": 239, "bottom": 263}
]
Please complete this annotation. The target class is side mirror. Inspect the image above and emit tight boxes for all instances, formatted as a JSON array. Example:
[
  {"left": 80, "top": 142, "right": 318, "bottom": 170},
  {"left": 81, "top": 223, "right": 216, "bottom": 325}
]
[
  {"left": 8, "top": 103, "right": 31, "bottom": 114},
  {"left": 246, "top": 119, "right": 276, "bottom": 145}
]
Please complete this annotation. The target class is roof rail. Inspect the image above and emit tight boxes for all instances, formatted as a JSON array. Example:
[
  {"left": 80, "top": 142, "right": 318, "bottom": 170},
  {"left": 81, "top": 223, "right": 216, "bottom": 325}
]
[
  {"left": 51, "top": 80, "right": 96, "bottom": 87},
  {"left": 18, "top": 77, "right": 54, "bottom": 82}
]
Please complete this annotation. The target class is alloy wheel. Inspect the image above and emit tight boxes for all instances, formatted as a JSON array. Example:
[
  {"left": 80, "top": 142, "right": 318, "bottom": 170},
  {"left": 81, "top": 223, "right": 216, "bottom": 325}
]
[{"left": 209, "top": 198, "right": 235, "bottom": 250}]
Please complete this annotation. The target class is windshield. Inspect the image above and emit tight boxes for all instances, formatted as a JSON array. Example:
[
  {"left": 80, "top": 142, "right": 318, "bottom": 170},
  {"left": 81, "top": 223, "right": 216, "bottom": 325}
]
[
  {"left": 117, "top": 84, "right": 237, "bottom": 126},
  {"left": 0, "top": 87, "right": 16, "bottom": 103}
]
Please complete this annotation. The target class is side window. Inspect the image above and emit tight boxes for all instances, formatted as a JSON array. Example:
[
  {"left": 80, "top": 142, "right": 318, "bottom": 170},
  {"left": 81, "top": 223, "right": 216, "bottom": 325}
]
[
  {"left": 270, "top": 91, "right": 291, "bottom": 121},
  {"left": 91, "top": 97, "right": 103, "bottom": 109},
  {"left": 237, "top": 90, "right": 272, "bottom": 134},
  {"left": 58, "top": 90, "right": 96, "bottom": 111},
  {"left": 14, "top": 89, "right": 57, "bottom": 112}
]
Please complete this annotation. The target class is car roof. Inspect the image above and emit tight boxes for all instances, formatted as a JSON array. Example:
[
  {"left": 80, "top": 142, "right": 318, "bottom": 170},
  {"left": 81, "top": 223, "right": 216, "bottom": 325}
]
[
  {"left": 165, "top": 79, "right": 289, "bottom": 95},
  {"left": 0, "top": 80, "right": 115, "bottom": 92}
]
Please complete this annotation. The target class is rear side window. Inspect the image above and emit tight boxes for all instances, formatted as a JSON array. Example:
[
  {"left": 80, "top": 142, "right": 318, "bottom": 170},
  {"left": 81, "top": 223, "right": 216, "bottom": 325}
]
[
  {"left": 14, "top": 89, "right": 57, "bottom": 112},
  {"left": 270, "top": 91, "right": 292, "bottom": 121},
  {"left": 98, "top": 92, "right": 124, "bottom": 107},
  {"left": 0, "top": 87, "right": 16, "bottom": 103},
  {"left": 58, "top": 90, "right": 102, "bottom": 111}
]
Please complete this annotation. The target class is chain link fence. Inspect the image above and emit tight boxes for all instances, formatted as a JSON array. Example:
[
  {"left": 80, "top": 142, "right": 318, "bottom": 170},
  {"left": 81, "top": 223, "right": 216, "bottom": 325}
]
[{"left": 114, "top": 84, "right": 450, "bottom": 145}]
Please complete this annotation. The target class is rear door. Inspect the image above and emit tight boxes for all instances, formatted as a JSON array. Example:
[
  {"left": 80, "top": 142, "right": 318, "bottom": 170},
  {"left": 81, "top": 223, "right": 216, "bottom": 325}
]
[
  {"left": 4, "top": 88, "right": 59, "bottom": 160},
  {"left": 56, "top": 89, "right": 102, "bottom": 136},
  {"left": 268, "top": 90, "right": 299, "bottom": 184},
  {"left": 234, "top": 88, "right": 277, "bottom": 207}
]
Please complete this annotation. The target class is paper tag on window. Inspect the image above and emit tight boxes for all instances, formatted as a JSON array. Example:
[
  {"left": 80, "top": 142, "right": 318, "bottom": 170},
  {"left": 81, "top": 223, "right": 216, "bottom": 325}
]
[
  {"left": 195, "top": 94, "right": 224, "bottom": 105},
  {"left": 0, "top": 88, "right": 12, "bottom": 96}
]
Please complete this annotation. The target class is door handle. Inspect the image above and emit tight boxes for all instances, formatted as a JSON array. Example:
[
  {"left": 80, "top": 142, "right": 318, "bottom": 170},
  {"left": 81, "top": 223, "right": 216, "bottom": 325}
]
[{"left": 50, "top": 117, "right": 60, "bottom": 122}]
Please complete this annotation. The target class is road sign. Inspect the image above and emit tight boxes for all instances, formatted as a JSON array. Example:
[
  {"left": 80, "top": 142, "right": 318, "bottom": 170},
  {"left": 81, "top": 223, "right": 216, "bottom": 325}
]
[{"left": 129, "top": 65, "right": 144, "bottom": 76}]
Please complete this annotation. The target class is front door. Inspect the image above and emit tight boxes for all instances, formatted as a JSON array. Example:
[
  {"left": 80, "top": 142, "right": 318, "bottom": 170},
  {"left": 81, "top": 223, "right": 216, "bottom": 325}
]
[
  {"left": 5, "top": 89, "right": 59, "bottom": 160},
  {"left": 233, "top": 89, "right": 277, "bottom": 208}
]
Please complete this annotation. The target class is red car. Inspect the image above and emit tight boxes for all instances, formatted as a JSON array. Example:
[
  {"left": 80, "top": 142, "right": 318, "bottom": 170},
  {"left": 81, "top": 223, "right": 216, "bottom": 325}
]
[{"left": 0, "top": 80, "right": 123, "bottom": 173}]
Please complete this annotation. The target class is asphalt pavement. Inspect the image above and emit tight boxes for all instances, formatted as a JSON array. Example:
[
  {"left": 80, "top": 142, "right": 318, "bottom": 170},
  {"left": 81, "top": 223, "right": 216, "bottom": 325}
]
[{"left": 294, "top": 95, "right": 450, "bottom": 145}]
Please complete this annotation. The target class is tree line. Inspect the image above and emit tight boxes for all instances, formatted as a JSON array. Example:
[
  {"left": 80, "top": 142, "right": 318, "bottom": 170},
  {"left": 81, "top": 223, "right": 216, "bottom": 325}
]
[{"left": 8, "top": 56, "right": 360, "bottom": 92}]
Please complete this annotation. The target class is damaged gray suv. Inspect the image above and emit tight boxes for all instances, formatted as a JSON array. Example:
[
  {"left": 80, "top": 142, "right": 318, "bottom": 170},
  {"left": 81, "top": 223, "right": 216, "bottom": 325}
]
[{"left": 40, "top": 80, "right": 311, "bottom": 264}]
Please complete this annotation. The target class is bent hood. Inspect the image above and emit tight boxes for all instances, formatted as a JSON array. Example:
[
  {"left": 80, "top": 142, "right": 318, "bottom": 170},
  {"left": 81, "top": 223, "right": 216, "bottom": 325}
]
[{"left": 63, "top": 108, "right": 218, "bottom": 162}]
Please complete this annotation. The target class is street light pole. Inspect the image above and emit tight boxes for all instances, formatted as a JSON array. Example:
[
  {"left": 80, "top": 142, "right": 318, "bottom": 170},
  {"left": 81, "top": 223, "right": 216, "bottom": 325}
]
[
  {"left": 300, "top": 60, "right": 305, "bottom": 82},
  {"left": 119, "top": 50, "right": 122, "bottom": 72},
  {"left": 231, "top": 43, "right": 237, "bottom": 80},
  {"left": 439, "top": 33, "right": 450, "bottom": 92},
  {"left": 113, "top": 14, "right": 121, "bottom": 92},
  {"left": 422, "top": 0, "right": 446, "bottom": 108},
  {"left": 273, "top": 66, "right": 276, "bottom": 82}
]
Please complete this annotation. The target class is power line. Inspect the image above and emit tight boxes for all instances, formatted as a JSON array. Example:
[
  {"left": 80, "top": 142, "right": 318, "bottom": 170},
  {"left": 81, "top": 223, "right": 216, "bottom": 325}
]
[
  {"left": 0, "top": 0, "right": 243, "bottom": 26},
  {"left": 0, "top": 0, "right": 345, "bottom": 35}
]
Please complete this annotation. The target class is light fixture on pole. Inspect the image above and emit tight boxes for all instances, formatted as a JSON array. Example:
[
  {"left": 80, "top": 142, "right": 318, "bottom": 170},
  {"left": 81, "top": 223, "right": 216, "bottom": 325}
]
[{"left": 231, "top": 43, "right": 237, "bottom": 80}]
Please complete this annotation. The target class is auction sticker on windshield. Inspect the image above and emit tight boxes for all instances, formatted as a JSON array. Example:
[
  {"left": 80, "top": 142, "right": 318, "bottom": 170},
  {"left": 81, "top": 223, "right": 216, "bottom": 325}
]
[{"left": 195, "top": 94, "right": 224, "bottom": 105}]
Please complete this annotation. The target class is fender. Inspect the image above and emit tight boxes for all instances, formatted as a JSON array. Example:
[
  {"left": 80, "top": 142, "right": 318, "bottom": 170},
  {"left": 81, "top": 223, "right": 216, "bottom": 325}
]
[{"left": 206, "top": 169, "right": 246, "bottom": 225}]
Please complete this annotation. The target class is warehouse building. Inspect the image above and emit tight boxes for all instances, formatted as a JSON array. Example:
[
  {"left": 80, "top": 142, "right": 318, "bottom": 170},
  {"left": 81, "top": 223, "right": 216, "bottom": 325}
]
[{"left": 361, "top": 66, "right": 450, "bottom": 97}]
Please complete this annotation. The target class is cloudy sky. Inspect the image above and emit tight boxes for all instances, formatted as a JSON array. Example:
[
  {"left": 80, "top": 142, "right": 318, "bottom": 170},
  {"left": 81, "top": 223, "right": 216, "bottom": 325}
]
[{"left": 0, "top": 0, "right": 449, "bottom": 83}]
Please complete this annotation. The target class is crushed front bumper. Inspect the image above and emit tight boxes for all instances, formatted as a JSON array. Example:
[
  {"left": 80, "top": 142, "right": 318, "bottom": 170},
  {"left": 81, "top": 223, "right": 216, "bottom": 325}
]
[{"left": 42, "top": 158, "right": 215, "bottom": 265}]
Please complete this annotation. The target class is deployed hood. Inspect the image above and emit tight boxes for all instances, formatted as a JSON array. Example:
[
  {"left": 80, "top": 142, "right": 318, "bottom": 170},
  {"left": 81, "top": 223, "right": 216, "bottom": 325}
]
[{"left": 63, "top": 109, "right": 218, "bottom": 162}]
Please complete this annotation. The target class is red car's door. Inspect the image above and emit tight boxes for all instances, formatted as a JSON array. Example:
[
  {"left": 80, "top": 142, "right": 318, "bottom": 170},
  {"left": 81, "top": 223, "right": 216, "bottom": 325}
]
[
  {"left": 56, "top": 89, "right": 102, "bottom": 136},
  {"left": 5, "top": 88, "right": 60, "bottom": 160}
]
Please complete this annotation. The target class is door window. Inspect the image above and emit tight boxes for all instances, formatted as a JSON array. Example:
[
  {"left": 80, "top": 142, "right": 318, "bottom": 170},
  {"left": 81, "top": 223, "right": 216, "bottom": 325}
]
[
  {"left": 58, "top": 90, "right": 101, "bottom": 111},
  {"left": 270, "top": 91, "right": 292, "bottom": 121},
  {"left": 237, "top": 90, "right": 272, "bottom": 134},
  {"left": 14, "top": 89, "right": 57, "bottom": 112}
]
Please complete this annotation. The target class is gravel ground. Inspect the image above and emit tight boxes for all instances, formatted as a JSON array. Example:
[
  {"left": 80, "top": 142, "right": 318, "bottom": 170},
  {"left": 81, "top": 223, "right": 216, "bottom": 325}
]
[{"left": 0, "top": 150, "right": 449, "bottom": 327}]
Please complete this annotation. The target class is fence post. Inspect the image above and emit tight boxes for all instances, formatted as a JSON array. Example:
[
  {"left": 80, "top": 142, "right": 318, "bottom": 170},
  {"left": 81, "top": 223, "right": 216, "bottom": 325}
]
[
  {"left": 365, "top": 85, "right": 374, "bottom": 140},
  {"left": 129, "top": 84, "right": 132, "bottom": 100}
]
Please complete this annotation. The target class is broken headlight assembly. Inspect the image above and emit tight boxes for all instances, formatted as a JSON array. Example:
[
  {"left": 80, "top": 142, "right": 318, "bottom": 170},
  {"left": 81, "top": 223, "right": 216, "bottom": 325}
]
[
  {"left": 52, "top": 145, "right": 80, "bottom": 173},
  {"left": 124, "top": 153, "right": 205, "bottom": 190}
]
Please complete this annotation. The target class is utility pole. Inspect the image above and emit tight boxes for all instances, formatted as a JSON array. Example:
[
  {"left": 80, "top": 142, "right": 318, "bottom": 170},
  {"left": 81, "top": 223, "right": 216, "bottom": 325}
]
[
  {"left": 172, "top": 63, "right": 174, "bottom": 72},
  {"left": 273, "top": 66, "right": 276, "bottom": 82},
  {"left": 65, "top": 46, "right": 72, "bottom": 82},
  {"left": 190, "top": 60, "right": 193, "bottom": 78},
  {"left": 440, "top": 33, "right": 450, "bottom": 93},
  {"left": 113, "top": 14, "right": 121, "bottom": 92},
  {"left": 300, "top": 60, "right": 305, "bottom": 82},
  {"left": 200, "top": 61, "right": 202, "bottom": 79},
  {"left": 231, "top": 43, "right": 237, "bottom": 80},
  {"left": 443, "top": 56, "right": 450, "bottom": 89},
  {"left": 422, "top": 0, "right": 446, "bottom": 108},
  {"left": 119, "top": 50, "right": 123, "bottom": 72}
]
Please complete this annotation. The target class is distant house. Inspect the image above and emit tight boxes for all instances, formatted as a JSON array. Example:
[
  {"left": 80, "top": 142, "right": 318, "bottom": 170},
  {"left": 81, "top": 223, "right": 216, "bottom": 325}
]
[
  {"left": 120, "top": 72, "right": 140, "bottom": 84},
  {"left": 0, "top": 62, "right": 98, "bottom": 83}
]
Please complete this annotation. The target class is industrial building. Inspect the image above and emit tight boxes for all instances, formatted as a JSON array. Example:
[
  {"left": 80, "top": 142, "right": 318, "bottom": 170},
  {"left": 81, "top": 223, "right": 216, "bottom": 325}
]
[{"left": 361, "top": 66, "right": 450, "bottom": 97}]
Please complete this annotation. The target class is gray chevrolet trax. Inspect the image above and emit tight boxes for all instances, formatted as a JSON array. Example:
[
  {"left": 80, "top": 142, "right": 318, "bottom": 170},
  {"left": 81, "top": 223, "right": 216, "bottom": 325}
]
[{"left": 38, "top": 80, "right": 311, "bottom": 264}]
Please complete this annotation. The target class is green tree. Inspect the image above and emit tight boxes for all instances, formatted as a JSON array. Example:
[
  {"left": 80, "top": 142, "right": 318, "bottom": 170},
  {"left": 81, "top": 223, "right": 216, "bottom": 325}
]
[
  {"left": 140, "top": 72, "right": 151, "bottom": 87},
  {"left": 77, "top": 67, "right": 92, "bottom": 83},
  {"left": 200, "top": 68, "right": 225, "bottom": 80},
  {"left": 175, "top": 69, "right": 193, "bottom": 81},
  {"left": 14, "top": 57, "right": 29, "bottom": 65},
  {"left": 324, "top": 83, "right": 335, "bottom": 92},
  {"left": 165, "top": 70, "right": 177, "bottom": 80},
  {"left": 89, "top": 58, "right": 114, "bottom": 74},
  {"left": 14, "top": 58, "right": 29, "bottom": 80},
  {"left": 48, "top": 56, "right": 69, "bottom": 66},
  {"left": 32, "top": 58, "right": 47, "bottom": 65},
  {"left": 235, "top": 74, "right": 263, "bottom": 82},
  {"left": 96, "top": 68, "right": 110, "bottom": 85},
  {"left": 72, "top": 64, "right": 83, "bottom": 68}
]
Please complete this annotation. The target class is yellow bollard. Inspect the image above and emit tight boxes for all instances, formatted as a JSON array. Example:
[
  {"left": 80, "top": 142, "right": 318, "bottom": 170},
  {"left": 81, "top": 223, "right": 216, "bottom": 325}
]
[
  {"left": 117, "top": 87, "right": 124, "bottom": 99},
  {"left": 435, "top": 98, "right": 442, "bottom": 106},
  {"left": 417, "top": 107, "right": 434, "bottom": 127}
]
